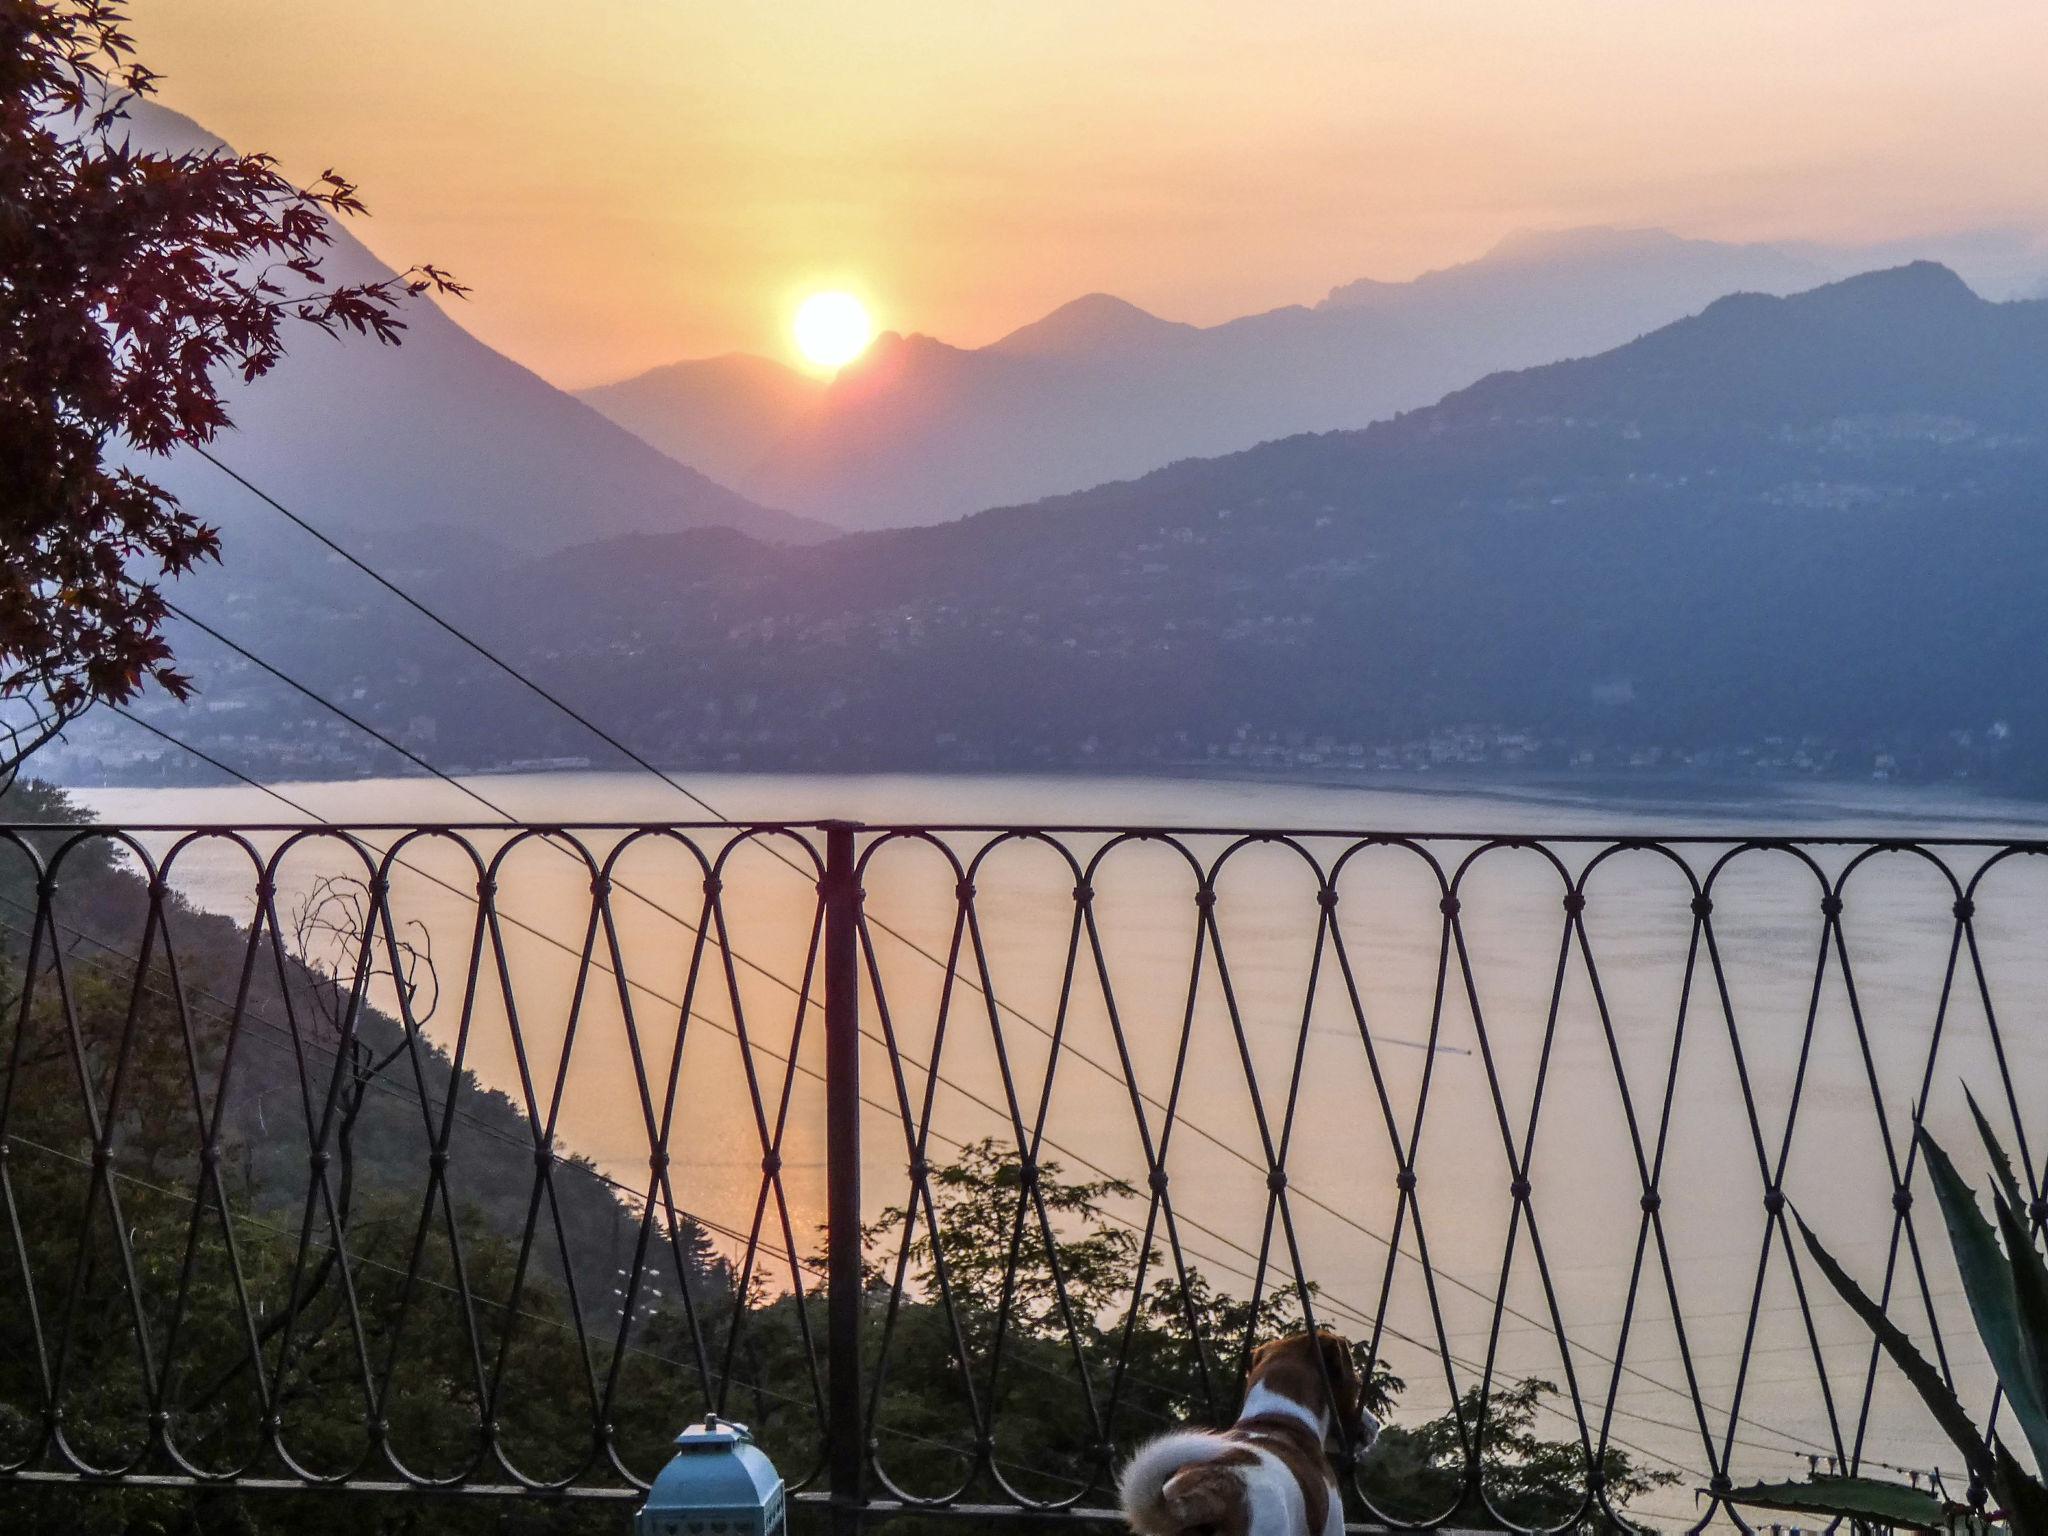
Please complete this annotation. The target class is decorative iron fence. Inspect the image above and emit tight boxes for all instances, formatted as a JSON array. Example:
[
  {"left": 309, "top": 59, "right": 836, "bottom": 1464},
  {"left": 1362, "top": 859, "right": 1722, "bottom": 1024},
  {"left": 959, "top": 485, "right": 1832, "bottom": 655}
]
[{"left": 4, "top": 817, "right": 2048, "bottom": 1531}]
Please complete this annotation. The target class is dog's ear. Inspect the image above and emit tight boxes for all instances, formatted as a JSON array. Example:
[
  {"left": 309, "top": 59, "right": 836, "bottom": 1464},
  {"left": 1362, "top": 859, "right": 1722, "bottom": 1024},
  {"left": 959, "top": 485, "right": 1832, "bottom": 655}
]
[
  {"left": 1317, "top": 1332, "right": 1370, "bottom": 1447},
  {"left": 1247, "top": 1336, "right": 1281, "bottom": 1379}
]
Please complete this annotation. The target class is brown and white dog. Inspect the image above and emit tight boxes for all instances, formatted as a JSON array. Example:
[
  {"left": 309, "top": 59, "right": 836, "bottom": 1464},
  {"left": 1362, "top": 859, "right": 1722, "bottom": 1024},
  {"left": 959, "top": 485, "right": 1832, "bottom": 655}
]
[{"left": 1118, "top": 1331, "right": 1378, "bottom": 1536}]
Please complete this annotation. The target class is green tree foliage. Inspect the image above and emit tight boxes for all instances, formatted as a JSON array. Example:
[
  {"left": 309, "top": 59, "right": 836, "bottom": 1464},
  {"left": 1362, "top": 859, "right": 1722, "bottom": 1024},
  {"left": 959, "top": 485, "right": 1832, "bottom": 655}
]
[
  {"left": 1363, "top": 1377, "right": 1672, "bottom": 1530},
  {"left": 781, "top": 1135, "right": 1671, "bottom": 1531},
  {"left": 0, "top": 1, "right": 461, "bottom": 779}
]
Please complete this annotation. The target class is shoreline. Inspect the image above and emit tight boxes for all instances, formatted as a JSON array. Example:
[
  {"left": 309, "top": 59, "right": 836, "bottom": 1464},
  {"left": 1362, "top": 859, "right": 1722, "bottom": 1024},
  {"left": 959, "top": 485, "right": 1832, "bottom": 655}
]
[
  {"left": 1128, "top": 759, "right": 2045, "bottom": 820},
  {"left": 35, "top": 761, "right": 2048, "bottom": 840}
]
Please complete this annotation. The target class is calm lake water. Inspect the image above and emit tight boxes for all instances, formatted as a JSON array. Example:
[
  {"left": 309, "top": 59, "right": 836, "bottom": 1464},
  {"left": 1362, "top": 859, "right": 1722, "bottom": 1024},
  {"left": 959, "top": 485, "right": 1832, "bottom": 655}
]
[{"left": 58, "top": 770, "right": 2048, "bottom": 1507}]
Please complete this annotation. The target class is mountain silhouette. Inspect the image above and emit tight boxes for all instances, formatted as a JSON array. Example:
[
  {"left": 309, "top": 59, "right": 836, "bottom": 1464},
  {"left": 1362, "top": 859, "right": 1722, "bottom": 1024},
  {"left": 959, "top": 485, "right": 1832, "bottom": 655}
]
[
  {"left": 119, "top": 101, "right": 830, "bottom": 556},
  {"left": 575, "top": 351, "right": 827, "bottom": 494},
  {"left": 162, "top": 262, "right": 2048, "bottom": 787},
  {"left": 987, "top": 293, "right": 1200, "bottom": 357},
  {"left": 577, "top": 226, "right": 1851, "bottom": 531},
  {"left": 1437, "top": 261, "right": 2036, "bottom": 430}
]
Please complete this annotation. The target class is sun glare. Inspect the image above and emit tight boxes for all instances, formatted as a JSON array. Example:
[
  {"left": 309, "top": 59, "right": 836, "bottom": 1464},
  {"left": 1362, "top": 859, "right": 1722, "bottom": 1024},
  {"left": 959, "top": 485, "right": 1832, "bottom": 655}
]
[{"left": 793, "top": 291, "right": 874, "bottom": 369}]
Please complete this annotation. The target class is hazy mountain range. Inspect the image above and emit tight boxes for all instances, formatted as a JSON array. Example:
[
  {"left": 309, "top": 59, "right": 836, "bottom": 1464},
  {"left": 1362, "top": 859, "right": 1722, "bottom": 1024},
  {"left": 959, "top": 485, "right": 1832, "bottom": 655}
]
[
  {"left": 127, "top": 98, "right": 2047, "bottom": 566},
  {"left": 68, "top": 261, "right": 2048, "bottom": 793},
  {"left": 578, "top": 226, "right": 2048, "bottom": 532},
  {"left": 119, "top": 103, "right": 831, "bottom": 557},
  {"left": 43, "top": 100, "right": 2048, "bottom": 792}
]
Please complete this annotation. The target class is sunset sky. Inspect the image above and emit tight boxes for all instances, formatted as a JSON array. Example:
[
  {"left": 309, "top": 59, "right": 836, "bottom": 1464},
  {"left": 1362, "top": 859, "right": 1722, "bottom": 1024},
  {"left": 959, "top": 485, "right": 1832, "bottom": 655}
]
[{"left": 135, "top": 1, "right": 2048, "bottom": 388}]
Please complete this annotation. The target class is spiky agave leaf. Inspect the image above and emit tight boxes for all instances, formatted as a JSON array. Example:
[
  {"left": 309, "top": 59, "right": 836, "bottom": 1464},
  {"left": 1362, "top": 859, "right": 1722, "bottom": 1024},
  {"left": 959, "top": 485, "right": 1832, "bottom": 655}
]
[
  {"left": 1995, "top": 1440, "right": 2048, "bottom": 1535},
  {"left": 1989, "top": 1188, "right": 2048, "bottom": 1494},
  {"left": 1918, "top": 1126, "right": 2048, "bottom": 1477},
  {"left": 1722, "top": 1473, "right": 1958, "bottom": 1530},
  {"left": 1964, "top": 1087, "right": 2029, "bottom": 1228},
  {"left": 1961, "top": 1102, "right": 2048, "bottom": 1529},
  {"left": 1793, "top": 1211, "right": 1993, "bottom": 1483}
]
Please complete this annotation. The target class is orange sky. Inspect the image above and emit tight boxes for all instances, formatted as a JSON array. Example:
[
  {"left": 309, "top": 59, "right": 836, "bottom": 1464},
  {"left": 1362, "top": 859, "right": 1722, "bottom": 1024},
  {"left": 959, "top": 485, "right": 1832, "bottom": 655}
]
[{"left": 134, "top": 1, "right": 2048, "bottom": 388}]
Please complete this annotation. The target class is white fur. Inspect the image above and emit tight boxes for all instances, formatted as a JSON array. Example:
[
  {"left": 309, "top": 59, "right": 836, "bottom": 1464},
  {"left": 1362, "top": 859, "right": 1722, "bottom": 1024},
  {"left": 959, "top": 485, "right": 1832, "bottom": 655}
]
[
  {"left": 1319, "top": 1484, "right": 1347, "bottom": 1536},
  {"left": 1239, "top": 1442, "right": 1309, "bottom": 1533},
  {"left": 1239, "top": 1380, "right": 1328, "bottom": 1440}
]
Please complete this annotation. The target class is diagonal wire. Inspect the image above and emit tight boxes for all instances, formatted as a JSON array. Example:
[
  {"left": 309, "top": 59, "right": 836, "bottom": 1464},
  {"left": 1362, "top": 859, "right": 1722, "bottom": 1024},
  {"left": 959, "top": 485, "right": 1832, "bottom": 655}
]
[
  {"left": 27, "top": 716, "right": 1754, "bottom": 1485},
  {"left": 107, "top": 555, "right": 1922, "bottom": 1485},
  {"left": 14, "top": 805, "right": 1853, "bottom": 1495},
  {"left": 0, "top": 1132, "right": 1111, "bottom": 1495},
  {"left": 102, "top": 687, "right": 1858, "bottom": 1476},
  {"left": 158, "top": 534, "right": 1739, "bottom": 1432},
  {"left": 0, "top": 898, "right": 1202, "bottom": 1440}
]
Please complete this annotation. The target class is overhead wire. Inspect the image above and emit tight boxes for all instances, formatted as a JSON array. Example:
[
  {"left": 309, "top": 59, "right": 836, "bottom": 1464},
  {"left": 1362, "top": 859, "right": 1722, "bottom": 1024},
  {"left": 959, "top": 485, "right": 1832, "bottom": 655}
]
[
  {"left": 130, "top": 609, "right": 1843, "bottom": 1478},
  {"left": 112, "top": 629, "right": 1841, "bottom": 1487},
  {"left": 0, "top": 897, "right": 1197, "bottom": 1436},
  {"left": 2, "top": 900, "right": 1719, "bottom": 1491},
  {"left": 72, "top": 453, "right": 1944, "bottom": 1481},
  {"left": 0, "top": 1131, "right": 1111, "bottom": 1498}
]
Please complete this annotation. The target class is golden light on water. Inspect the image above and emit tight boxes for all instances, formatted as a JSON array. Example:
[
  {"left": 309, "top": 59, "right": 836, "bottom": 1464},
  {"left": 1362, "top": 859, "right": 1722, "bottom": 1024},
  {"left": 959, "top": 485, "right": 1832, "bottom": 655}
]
[{"left": 792, "top": 290, "right": 874, "bottom": 368}]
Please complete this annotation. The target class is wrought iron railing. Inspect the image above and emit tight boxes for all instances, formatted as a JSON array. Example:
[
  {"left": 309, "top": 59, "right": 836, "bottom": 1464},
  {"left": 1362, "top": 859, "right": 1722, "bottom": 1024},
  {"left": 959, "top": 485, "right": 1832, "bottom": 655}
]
[{"left": 4, "top": 818, "right": 2048, "bottom": 1530}]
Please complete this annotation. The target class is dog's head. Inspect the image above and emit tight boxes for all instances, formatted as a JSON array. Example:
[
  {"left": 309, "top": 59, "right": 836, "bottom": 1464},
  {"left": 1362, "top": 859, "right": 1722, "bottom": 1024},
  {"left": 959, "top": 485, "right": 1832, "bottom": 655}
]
[{"left": 1247, "top": 1330, "right": 1374, "bottom": 1449}]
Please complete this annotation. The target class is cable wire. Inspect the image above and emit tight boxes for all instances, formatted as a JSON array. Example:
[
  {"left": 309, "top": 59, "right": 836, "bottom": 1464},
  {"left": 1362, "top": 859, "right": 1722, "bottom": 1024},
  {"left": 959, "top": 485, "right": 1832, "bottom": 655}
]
[
  {"left": 118, "top": 458, "right": 1941, "bottom": 1478},
  {"left": 109, "top": 649, "right": 1837, "bottom": 1486}
]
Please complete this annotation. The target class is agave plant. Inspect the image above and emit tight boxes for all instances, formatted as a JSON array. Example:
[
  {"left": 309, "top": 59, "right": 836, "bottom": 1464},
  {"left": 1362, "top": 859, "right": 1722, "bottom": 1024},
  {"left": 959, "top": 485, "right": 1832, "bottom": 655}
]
[{"left": 1723, "top": 1092, "right": 2048, "bottom": 1533}]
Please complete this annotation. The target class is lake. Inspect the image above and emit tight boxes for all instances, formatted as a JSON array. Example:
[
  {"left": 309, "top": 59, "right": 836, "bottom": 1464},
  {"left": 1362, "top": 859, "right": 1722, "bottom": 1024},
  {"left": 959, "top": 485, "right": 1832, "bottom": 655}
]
[{"left": 55, "top": 768, "right": 2048, "bottom": 1510}]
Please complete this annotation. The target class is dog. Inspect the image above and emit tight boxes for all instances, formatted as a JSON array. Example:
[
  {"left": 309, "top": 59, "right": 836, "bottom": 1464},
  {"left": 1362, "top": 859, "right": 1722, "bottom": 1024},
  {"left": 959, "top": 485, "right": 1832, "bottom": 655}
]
[{"left": 1118, "top": 1330, "right": 1378, "bottom": 1536}]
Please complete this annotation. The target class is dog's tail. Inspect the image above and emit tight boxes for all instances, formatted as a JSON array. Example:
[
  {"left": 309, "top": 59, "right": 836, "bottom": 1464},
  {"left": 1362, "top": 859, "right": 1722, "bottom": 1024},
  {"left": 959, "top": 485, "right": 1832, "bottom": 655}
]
[{"left": 1116, "top": 1431, "right": 1241, "bottom": 1535}]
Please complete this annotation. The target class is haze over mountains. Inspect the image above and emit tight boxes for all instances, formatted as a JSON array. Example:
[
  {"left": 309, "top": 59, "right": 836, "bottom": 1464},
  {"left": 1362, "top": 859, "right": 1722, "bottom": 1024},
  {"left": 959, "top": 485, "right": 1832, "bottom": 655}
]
[
  {"left": 71, "top": 262, "right": 2048, "bottom": 792},
  {"left": 120, "top": 102, "right": 831, "bottom": 558},
  {"left": 46, "top": 99, "right": 2048, "bottom": 793},
  {"left": 579, "top": 226, "right": 2047, "bottom": 532},
  {"left": 125, "top": 94, "right": 2048, "bottom": 572}
]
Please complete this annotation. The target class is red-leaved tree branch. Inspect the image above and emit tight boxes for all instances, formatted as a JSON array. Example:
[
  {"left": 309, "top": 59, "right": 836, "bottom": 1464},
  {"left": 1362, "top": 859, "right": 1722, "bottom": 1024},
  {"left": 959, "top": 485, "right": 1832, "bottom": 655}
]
[{"left": 0, "top": 0, "right": 464, "bottom": 783}]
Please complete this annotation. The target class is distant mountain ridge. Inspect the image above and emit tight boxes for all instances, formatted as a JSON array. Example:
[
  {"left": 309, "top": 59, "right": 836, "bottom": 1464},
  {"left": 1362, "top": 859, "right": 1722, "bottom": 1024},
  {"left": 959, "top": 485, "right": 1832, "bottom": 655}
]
[
  {"left": 580, "top": 224, "right": 2043, "bottom": 533},
  {"left": 120, "top": 101, "right": 831, "bottom": 556},
  {"left": 71, "top": 262, "right": 2048, "bottom": 793},
  {"left": 987, "top": 293, "right": 1201, "bottom": 356},
  {"left": 481, "top": 262, "right": 2048, "bottom": 781},
  {"left": 1438, "top": 261, "right": 2041, "bottom": 432}
]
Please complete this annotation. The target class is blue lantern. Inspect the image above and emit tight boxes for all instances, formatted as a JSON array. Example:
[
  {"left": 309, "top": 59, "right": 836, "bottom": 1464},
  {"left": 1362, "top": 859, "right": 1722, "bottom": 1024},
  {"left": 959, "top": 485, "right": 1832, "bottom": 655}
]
[{"left": 635, "top": 1416, "right": 787, "bottom": 1536}]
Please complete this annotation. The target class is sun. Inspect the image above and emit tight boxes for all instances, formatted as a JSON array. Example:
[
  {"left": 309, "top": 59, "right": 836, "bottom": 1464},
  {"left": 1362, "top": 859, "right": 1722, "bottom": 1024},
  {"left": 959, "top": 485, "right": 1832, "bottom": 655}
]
[{"left": 793, "top": 291, "right": 874, "bottom": 369}]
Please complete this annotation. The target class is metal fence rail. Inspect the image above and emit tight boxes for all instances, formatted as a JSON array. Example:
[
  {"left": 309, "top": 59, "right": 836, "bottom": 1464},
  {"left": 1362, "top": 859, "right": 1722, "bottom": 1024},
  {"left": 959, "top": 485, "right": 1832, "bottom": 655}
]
[{"left": 3, "top": 818, "right": 2048, "bottom": 1531}]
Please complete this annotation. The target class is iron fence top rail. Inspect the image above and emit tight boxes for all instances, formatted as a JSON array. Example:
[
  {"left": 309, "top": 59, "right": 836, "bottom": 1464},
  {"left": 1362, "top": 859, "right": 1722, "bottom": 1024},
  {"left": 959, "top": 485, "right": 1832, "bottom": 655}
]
[{"left": 6, "top": 820, "right": 2048, "bottom": 848}]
